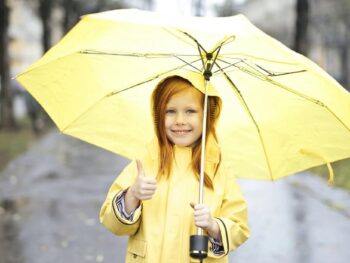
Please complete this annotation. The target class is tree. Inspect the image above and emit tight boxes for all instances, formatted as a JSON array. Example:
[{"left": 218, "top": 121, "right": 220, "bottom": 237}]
[
  {"left": 193, "top": 0, "right": 204, "bottom": 16},
  {"left": 339, "top": 0, "right": 350, "bottom": 89},
  {"left": 60, "top": 0, "right": 126, "bottom": 33},
  {"left": 0, "top": 0, "right": 16, "bottom": 129},
  {"left": 39, "top": 0, "right": 54, "bottom": 52},
  {"left": 308, "top": 0, "right": 349, "bottom": 89},
  {"left": 214, "top": 0, "right": 237, "bottom": 17},
  {"left": 62, "top": 0, "right": 75, "bottom": 32},
  {"left": 294, "top": 0, "right": 309, "bottom": 55},
  {"left": 143, "top": 0, "right": 153, "bottom": 10}
]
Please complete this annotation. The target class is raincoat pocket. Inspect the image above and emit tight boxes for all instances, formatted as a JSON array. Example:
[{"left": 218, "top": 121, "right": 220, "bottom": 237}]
[{"left": 126, "top": 238, "right": 147, "bottom": 262}]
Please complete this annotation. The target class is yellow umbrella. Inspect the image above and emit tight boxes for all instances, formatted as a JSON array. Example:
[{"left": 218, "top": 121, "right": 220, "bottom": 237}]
[{"left": 16, "top": 9, "right": 350, "bottom": 183}]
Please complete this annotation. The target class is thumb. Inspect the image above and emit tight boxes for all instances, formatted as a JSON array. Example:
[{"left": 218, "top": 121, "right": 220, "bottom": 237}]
[
  {"left": 190, "top": 202, "right": 196, "bottom": 209},
  {"left": 136, "top": 159, "right": 145, "bottom": 177}
]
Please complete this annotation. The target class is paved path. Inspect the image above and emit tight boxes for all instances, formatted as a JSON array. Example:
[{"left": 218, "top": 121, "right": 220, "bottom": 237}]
[{"left": 0, "top": 131, "right": 349, "bottom": 263}]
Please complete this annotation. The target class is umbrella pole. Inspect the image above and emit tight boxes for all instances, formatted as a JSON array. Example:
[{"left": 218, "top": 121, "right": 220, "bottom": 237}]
[{"left": 190, "top": 79, "right": 210, "bottom": 262}]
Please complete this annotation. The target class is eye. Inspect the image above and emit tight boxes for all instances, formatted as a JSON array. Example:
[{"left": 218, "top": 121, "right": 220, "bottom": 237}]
[
  {"left": 186, "top": 109, "right": 197, "bottom": 114},
  {"left": 166, "top": 109, "right": 176, "bottom": 114}
]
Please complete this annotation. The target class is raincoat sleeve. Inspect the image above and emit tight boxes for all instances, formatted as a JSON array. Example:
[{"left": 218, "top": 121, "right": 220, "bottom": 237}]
[
  {"left": 208, "top": 165, "right": 250, "bottom": 258},
  {"left": 99, "top": 160, "right": 142, "bottom": 236}
]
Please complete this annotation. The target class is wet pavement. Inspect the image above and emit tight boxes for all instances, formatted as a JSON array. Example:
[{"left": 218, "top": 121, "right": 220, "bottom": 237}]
[{"left": 0, "top": 130, "right": 349, "bottom": 263}]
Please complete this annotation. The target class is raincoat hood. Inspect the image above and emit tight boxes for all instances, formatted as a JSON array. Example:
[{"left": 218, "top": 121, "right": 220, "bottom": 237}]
[{"left": 155, "top": 69, "right": 219, "bottom": 97}]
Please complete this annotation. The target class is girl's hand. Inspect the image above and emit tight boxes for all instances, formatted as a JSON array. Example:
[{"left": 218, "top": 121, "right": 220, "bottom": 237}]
[
  {"left": 129, "top": 160, "right": 157, "bottom": 201},
  {"left": 190, "top": 202, "right": 221, "bottom": 240}
]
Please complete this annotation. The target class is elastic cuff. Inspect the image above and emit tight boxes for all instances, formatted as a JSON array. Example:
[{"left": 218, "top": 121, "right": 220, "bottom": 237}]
[
  {"left": 112, "top": 191, "right": 142, "bottom": 225},
  {"left": 116, "top": 190, "right": 137, "bottom": 220},
  {"left": 214, "top": 218, "right": 229, "bottom": 256}
]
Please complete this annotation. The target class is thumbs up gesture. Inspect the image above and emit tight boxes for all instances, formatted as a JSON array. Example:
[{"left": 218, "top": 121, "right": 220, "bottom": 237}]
[{"left": 129, "top": 160, "right": 157, "bottom": 201}]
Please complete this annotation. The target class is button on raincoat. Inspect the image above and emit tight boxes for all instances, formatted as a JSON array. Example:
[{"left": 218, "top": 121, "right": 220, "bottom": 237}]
[{"left": 100, "top": 138, "right": 249, "bottom": 262}]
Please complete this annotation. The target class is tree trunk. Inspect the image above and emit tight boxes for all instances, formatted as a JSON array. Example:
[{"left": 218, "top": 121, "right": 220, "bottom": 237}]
[
  {"left": 39, "top": 0, "right": 53, "bottom": 52},
  {"left": 340, "top": 0, "right": 350, "bottom": 90},
  {"left": 62, "top": 0, "right": 73, "bottom": 32},
  {"left": 0, "top": 0, "right": 16, "bottom": 129},
  {"left": 194, "top": 0, "right": 204, "bottom": 16},
  {"left": 294, "top": 0, "right": 309, "bottom": 55},
  {"left": 215, "top": 0, "right": 236, "bottom": 17},
  {"left": 340, "top": 40, "right": 349, "bottom": 90},
  {"left": 144, "top": 0, "right": 153, "bottom": 10}
]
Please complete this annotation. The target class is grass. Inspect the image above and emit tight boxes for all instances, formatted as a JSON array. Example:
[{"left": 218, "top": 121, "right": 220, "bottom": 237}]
[
  {"left": 0, "top": 117, "right": 50, "bottom": 171},
  {"left": 308, "top": 158, "right": 350, "bottom": 191}
]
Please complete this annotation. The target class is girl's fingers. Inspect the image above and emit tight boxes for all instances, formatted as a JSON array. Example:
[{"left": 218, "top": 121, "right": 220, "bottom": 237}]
[
  {"left": 140, "top": 184, "right": 157, "bottom": 190},
  {"left": 190, "top": 204, "right": 213, "bottom": 230},
  {"left": 141, "top": 195, "right": 153, "bottom": 200},
  {"left": 194, "top": 214, "right": 211, "bottom": 222},
  {"left": 139, "top": 189, "right": 156, "bottom": 195},
  {"left": 136, "top": 159, "right": 145, "bottom": 177},
  {"left": 193, "top": 207, "right": 210, "bottom": 215},
  {"left": 142, "top": 177, "right": 157, "bottom": 185}
]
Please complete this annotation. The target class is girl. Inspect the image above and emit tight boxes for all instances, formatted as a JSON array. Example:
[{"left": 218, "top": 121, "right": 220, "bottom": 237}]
[{"left": 100, "top": 75, "right": 249, "bottom": 263}]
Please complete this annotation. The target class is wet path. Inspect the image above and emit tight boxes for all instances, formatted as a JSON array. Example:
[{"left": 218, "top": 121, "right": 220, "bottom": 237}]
[
  {"left": 0, "top": 131, "right": 349, "bottom": 263},
  {"left": 0, "top": 132, "right": 129, "bottom": 263}
]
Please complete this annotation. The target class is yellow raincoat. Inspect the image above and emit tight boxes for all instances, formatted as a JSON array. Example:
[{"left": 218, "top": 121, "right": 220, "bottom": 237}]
[{"left": 100, "top": 138, "right": 249, "bottom": 262}]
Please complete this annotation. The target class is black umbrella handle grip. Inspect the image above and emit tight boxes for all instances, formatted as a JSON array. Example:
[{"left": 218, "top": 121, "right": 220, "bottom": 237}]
[{"left": 190, "top": 235, "right": 208, "bottom": 260}]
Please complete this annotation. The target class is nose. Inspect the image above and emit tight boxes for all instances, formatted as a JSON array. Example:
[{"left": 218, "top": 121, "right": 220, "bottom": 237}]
[{"left": 175, "top": 112, "right": 185, "bottom": 125}]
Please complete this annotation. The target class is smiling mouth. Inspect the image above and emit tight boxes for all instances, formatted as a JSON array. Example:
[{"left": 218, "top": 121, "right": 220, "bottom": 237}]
[{"left": 171, "top": 130, "right": 192, "bottom": 135}]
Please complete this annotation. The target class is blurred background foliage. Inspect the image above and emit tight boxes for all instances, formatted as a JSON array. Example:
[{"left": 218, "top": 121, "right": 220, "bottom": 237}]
[{"left": 0, "top": 0, "right": 349, "bottom": 189}]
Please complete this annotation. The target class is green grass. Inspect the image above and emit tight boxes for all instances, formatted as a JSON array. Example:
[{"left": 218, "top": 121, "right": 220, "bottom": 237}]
[
  {"left": 0, "top": 118, "right": 49, "bottom": 171},
  {"left": 308, "top": 159, "right": 350, "bottom": 191}
]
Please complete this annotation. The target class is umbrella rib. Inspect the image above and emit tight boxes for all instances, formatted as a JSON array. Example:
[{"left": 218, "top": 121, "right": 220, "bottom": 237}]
[
  {"left": 214, "top": 58, "right": 306, "bottom": 79},
  {"left": 162, "top": 27, "right": 199, "bottom": 49},
  {"left": 209, "top": 35, "right": 236, "bottom": 54},
  {"left": 254, "top": 63, "right": 307, "bottom": 76},
  {"left": 220, "top": 53, "right": 300, "bottom": 66},
  {"left": 106, "top": 58, "right": 203, "bottom": 97},
  {"left": 162, "top": 28, "right": 210, "bottom": 70},
  {"left": 225, "top": 59, "right": 350, "bottom": 132},
  {"left": 80, "top": 50, "right": 199, "bottom": 58},
  {"left": 264, "top": 78, "right": 350, "bottom": 133},
  {"left": 175, "top": 30, "right": 209, "bottom": 70},
  {"left": 240, "top": 60, "right": 307, "bottom": 77},
  {"left": 217, "top": 59, "right": 350, "bottom": 132},
  {"left": 15, "top": 51, "right": 199, "bottom": 78},
  {"left": 215, "top": 62, "right": 275, "bottom": 180},
  {"left": 214, "top": 58, "right": 267, "bottom": 80},
  {"left": 174, "top": 55, "right": 202, "bottom": 72},
  {"left": 161, "top": 29, "right": 236, "bottom": 76},
  {"left": 212, "top": 58, "right": 243, "bottom": 75},
  {"left": 81, "top": 50, "right": 203, "bottom": 71},
  {"left": 174, "top": 29, "right": 209, "bottom": 54},
  {"left": 61, "top": 59, "right": 204, "bottom": 133}
]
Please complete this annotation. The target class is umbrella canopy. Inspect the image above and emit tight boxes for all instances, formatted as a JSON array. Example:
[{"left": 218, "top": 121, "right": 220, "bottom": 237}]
[{"left": 16, "top": 9, "right": 350, "bottom": 182}]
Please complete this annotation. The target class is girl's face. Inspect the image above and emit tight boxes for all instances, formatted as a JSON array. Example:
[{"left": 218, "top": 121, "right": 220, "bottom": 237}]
[{"left": 164, "top": 87, "right": 203, "bottom": 147}]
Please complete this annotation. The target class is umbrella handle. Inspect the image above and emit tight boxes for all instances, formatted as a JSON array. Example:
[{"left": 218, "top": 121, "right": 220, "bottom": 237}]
[{"left": 190, "top": 235, "right": 208, "bottom": 261}]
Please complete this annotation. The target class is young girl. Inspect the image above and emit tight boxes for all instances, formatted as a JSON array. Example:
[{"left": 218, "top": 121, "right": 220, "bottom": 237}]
[{"left": 100, "top": 75, "right": 249, "bottom": 263}]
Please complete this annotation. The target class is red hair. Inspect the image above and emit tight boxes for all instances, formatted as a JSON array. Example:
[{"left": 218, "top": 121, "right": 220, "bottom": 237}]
[{"left": 151, "top": 76, "right": 221, "bottom": 189}]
